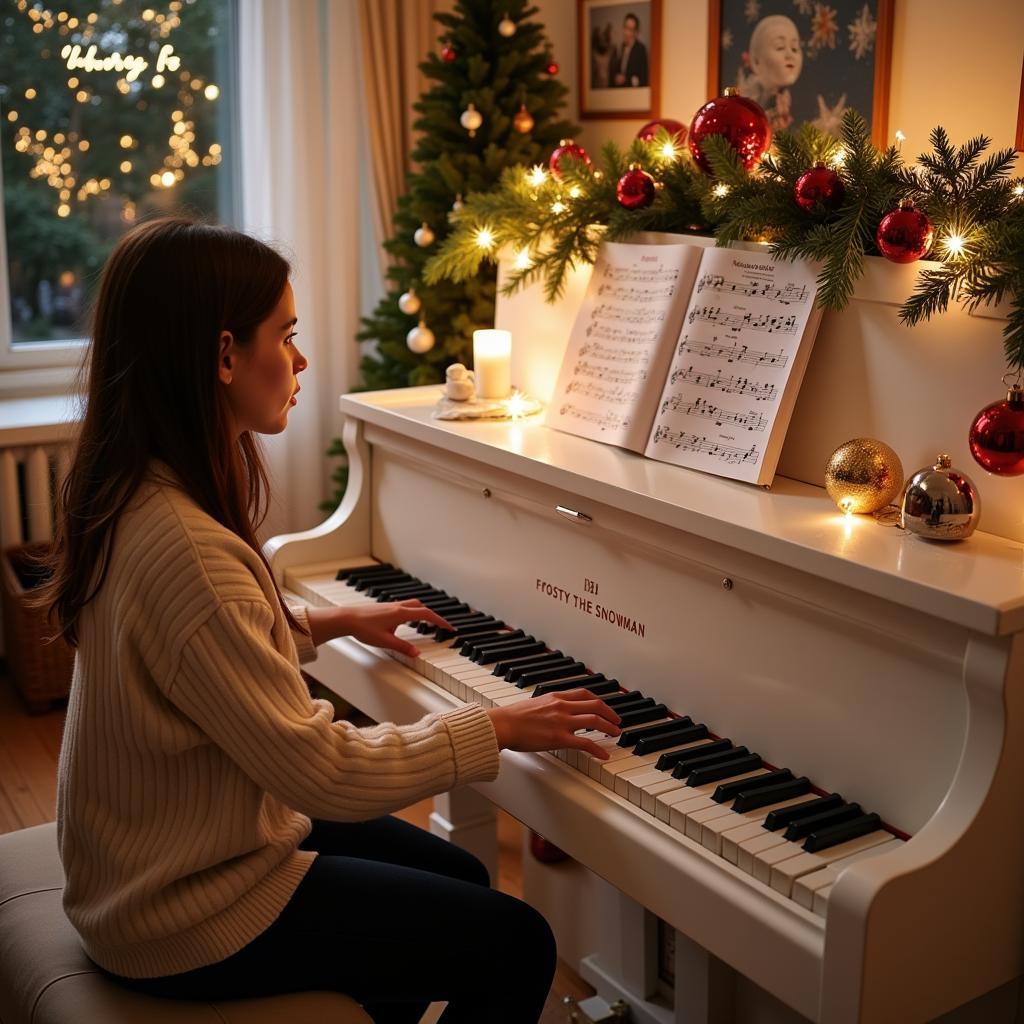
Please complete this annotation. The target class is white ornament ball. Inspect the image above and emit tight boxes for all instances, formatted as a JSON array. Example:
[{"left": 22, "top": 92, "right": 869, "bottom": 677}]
[
  {"left": 498, "top": 14, "right": 516, "bottom": 37},
  {"left": 406, "top": 320, "right": 435, "bottom": 354},
  {"left": 460, "top": 103, "right": 483, "bottom": 136},
  {"left": 414, "top": 222, "right": 435, "bottom": 247},
  {"left": 452, "top": 193, "right": 465, "bottom": 213},
  {"left": 398, "top": 289, "right": 421, "bottom": 315}
]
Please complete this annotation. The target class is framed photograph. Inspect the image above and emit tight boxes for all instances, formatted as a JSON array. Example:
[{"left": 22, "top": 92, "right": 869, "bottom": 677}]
[
  {"left": 579, "top": 0, "right": 661, "bottom": 119},
  {"left": 707, "top": 0, "right": 894, "bottom": 147}
]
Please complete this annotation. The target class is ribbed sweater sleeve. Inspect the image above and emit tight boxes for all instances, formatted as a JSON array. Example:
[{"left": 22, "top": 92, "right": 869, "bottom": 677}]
[
  {"left": 168, "top": 599, "right": 499, "bottom": 821},
  {"left": 284, "top": 601, "right": 318, "bottom": 664}
]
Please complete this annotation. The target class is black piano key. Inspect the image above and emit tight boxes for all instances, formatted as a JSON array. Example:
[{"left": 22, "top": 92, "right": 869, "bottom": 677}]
[
  {"left": 731, "top": 776, "right": 812, "bottom": 813},
  {"left": 517, "top": 662, "right": 588, "bottom": 687},
  {"left": 468, "top": 636, "right": 534, "bottom": 662},
  {"left": 606, "top": 696, "right": 655, "bottom": 715},
  {"left": 783, "top": 803, "right": 862, "bottom": 842},
  {"left": 603, "top": 690, "right": 645, "bottom": 708},
  {"left": 477, "top": 641, "right": 545, "bottom": 665},
  {"left": 355, "top": 572, "right": 412, "bottom": 591},
  {"left": 763, "top": 793, "right": 845, "bottom": 832},
  {"left": 616, "top": 703, "right": 668, "bottom": 728},
  {"left": 413, "top": 600, "right": 468, "bottom": 615},
  {"left": 336, "top": 563, "right": 394, "bottom": 580},
  {"left": 802, "top": 813, "right": 882, "bottom": 853},
  {"left": 632, "top": 723, "right": 707, "bottom": 755},
  {"left": 502, "top": 653, "right": 570, "bottom": 681},
  {"left": 462, "top": 630, "right": 526, "bottom": 657},
  {"left": 455, "top": 629, "right": 513, "bottom": 651},
  {"left": 620, "top": 716, "right": 693, "bottom": 747},
  {"left": 434, "top": 619, "right": 502, "bottom": 642},
  {"left": 368, "top": 582, "right": 435, "bottom": 598},
  {"left": 687, "top": 753, "right": 763, "bottom": 788},
  {"left": 656, "top": 738, "right": 732, "bottom": 772},
  {"left": 531, "top": 675, "right": 614, "bottom": 697},
  {"left": 712, "top": 768, "right": 794, "bottom": 804},
  {"left": 670, "top": 745, "right": 748, "bottom": 780}
]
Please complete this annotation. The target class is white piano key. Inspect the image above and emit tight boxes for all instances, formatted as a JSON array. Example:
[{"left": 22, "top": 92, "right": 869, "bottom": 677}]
[
  {"left": 813, "top": 884, "right": 833, "bottom": 917},
  {"left": 700, "top": 795, "right": 818, "bottom": 855},
  {"left": 492, "top": 692, "right": 533, "bottom": 706},
  {"left": 736, "top": 831, "right": 792, "bottom": 876},
  {"left": 790, "top": 838, "right": 901, "bottom": 910},
  {"left": 769, "top": 830, "right": 896, "bottom": 897},
  {"left": 665, "top": 771, "right": 767, "bottom": 836}
]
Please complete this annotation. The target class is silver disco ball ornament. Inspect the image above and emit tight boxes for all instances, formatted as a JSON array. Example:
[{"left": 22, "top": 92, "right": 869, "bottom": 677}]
[{"left": 900, "top": 454, "right": 981, "bottom": 541}]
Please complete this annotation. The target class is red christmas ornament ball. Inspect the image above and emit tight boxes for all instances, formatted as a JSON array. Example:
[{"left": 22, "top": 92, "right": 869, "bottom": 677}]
[
  {"left": 688, "top": 90, "right": 771, "bottom": 174},
  {"left": 875, "top": 203, "right": 934, "bottom": 263},
  {"left": 794, "top": 162, "right": 845, "bottom": 212},
  {"left": 545, "top": 60, "right": 559, "bottom": 75},
  {"left": 549, "top": 138, "right": 590, "bottom": 181},
  {"left": 440, "top": 44, "right": 456, "bottom": 62},
  {"left": 637, "top": 118, "right": 687, "bottom": 146},
  {"left": 529, "top": 831, "right": 569, "bottom": 864},
  {"left": 969, "top": 384, "right": 1024, "bottom": 476},
  {"left": 616, "top": 164, "right": 656, "bottom": 210}
]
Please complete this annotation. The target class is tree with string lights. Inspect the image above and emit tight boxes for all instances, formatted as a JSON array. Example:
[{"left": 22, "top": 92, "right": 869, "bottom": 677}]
[{"left": 356, "top": 0, "right": 576, "bottom": 391}]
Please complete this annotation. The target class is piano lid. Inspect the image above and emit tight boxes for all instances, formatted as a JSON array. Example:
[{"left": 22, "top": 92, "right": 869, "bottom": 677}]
[{"left": 340, "top": 386, "right": 1024, "bottom": 637}]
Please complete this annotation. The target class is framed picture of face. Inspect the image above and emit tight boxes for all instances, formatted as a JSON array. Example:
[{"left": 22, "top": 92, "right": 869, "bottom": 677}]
[
  {"left": 707, "top": 0, "right": 894, "bottom": 146},
  {"left": 579, "top": 0, "right": 661, "bottom": 119}
]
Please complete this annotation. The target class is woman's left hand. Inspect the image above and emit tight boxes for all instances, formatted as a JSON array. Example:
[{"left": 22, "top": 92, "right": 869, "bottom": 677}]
[{"left": 341, "top": 600, "right": 452, "bottom": 657}]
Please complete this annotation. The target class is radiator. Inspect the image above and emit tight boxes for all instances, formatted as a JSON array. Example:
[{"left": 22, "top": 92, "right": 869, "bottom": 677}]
[{"left": 0, "top": 444, "right": 70, "bottom": 549}]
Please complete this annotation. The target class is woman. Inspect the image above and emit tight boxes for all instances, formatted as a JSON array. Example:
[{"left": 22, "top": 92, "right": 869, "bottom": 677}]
[{"left": 36, "top": 217, "right": 622, "bottom": 1023}]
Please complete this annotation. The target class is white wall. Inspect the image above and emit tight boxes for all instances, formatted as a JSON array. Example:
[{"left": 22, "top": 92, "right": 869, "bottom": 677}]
[{"left": 534, "top": 0, "right": 1024, "bottom": 154}]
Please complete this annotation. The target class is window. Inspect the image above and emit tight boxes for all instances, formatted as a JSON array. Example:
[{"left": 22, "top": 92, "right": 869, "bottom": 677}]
[{"left": 0, "top": 0, "right": 239, "bottom": 373}]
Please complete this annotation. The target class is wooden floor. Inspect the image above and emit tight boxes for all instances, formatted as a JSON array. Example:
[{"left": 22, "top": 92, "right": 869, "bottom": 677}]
[{"left": 0, "top": 672, "right": 593, "bottom": 1022}]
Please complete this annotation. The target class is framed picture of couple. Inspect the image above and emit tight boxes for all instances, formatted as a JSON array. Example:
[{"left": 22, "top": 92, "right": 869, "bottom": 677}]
[
  {"left": 707, "top": 0, "right": 895, "bottom": 146},
  {"left": 579, "top": 0, "right": 662, "bottom": 119}
]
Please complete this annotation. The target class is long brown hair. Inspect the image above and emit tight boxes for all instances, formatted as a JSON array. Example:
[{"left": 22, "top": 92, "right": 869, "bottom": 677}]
[{"left": 30, "top": 216, "right": 310, "bottom": 648}]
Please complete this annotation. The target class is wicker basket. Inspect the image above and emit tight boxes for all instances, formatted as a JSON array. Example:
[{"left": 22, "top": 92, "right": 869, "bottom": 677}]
[{"left": 1, "top": 542, "right": 73, "bottom": 713}]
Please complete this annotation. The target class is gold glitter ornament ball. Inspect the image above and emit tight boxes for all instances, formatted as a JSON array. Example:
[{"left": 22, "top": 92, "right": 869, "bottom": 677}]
[{"left": 825, "top": 438, "right": 904, "bottom": 514}]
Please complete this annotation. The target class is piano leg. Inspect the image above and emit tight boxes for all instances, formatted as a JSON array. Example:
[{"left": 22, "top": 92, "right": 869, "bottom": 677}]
[
  {"left": 429, "top": 788, "right": 499, "bottom": 886},
  {"left": 671, "top": 930, "right": 735, "bottom": 1024}
]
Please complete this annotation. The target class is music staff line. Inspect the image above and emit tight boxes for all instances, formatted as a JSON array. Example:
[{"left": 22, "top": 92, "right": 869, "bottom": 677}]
[
  {"left": 687, "top": 305, "right": 798, "bottom": 335},
  {"left": 677, "top": 336, "right": 789, "bottom": 369},
  {"left": 659, "top": 394, "right": 768, "bottom": 432},
  {"left": 695, "top": 273, "right": 809, "bottom": 305},
  {"left": 651, "top": 424, "right": 761, "bottom": 466},
  {"left": 564, "top": 379, "right": 635, "bottom": 403},
  {"left": 558, "top": 403, "right": 631, "bottom": 433},
  {"left": 578, "top": 341, "right": 650, "bottom": 365},
  {"left": 600, "top": 264, "right": 680, "bottom": 284},
  {"left": 669, "top": 365, "right": 778, "bottom": 402},
  {"left": 574, "top": 359, "right": 648, "bottom": 386}
]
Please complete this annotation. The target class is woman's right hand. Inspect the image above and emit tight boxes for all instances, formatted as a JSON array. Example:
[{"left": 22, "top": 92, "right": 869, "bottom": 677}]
[{"left": 486, "top": 689, "right": 622, "bottom": 760}]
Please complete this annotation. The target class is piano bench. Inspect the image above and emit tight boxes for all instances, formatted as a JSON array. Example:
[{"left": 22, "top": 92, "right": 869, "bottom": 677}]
[{"left": 0, "top": 823, "right": 373, "bottom": 1024}]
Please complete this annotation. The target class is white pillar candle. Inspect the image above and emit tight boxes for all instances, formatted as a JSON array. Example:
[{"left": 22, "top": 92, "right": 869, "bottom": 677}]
[{"left": 473, "top": 329, "right": 512, "bottom": 399}]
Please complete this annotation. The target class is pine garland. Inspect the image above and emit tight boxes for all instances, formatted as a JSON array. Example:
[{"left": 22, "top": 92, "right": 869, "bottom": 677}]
[{"left": 425, "top": 110, "right": 1024, "bottom": 367}]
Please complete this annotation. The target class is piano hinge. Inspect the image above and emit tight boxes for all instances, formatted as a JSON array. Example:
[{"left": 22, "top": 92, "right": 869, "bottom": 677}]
[{"left": 556, "top": 505, "right": 593, "bottom": 524}]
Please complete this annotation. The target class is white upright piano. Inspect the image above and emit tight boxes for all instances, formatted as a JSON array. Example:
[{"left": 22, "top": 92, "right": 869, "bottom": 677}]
[{"left": 266, "top": 243, "right": 1024, "bottom": 1024}]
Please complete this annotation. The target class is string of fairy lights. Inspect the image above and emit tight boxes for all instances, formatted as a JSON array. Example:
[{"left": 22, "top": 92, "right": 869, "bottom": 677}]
[{"left": 5, "top": 0, "right": 222, "bottom": 222}]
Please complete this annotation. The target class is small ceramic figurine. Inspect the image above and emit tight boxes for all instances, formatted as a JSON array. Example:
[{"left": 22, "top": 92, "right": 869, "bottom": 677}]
[{"left": 445, "top": 363, "right": 475, "bottom": 402}]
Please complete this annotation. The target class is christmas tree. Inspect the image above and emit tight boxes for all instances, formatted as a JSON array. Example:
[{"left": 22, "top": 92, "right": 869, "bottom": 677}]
[{"left": 357, "top": 0, "right": 577, "bottom": 390}]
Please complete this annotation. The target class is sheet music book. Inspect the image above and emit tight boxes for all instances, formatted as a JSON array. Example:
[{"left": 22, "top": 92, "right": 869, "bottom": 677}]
[{"left": 545, "top": 241, "right": 823, "bottom": 487}]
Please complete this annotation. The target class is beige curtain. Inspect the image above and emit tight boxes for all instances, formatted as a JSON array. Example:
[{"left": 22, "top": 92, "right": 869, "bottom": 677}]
[{"left": 358, "top": 0, "right": 451, "bottom": 270}]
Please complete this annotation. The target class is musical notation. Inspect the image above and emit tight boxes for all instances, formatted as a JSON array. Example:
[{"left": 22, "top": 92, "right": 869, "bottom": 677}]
[
  {"left": 677, "top": 335, "right": 788, "bottom": 368},
  {"left": 687, "top": 306, "right": 798, "bottom": 335},
  {"left": 565, "top": 379, "right": 634, "bottom": 403},
  {"left": 600, "top": 263, "right": 681, "bottom": 285},
  {"left": 659, "top": 394, "right": 768, "bottom": 432},
  {"left": 558, "top": 403, "right": 631, "bottom": 432},
  {"left": 597, "top": 283, "right": 676, "bottom": 302},
  {"left": 592, "top": 304, "right": 667, "bottom": 325},
  {"left": 574, "top": 359, "right": 647, "bottom": 386},
  {"left": 650, "top": 425, "right": 761, "bottom": 466},
  {"left": 668, "top": 365, "right": 778, "bottom": 402},
  {"left": 695, "top": 274, "right": 809, "bottom": 305},
  {"left": 584, "top": 323, "right": 658, "bottom": 344},
  {"left": 578, "top": 341, "right": 650, "bottom": 365}
]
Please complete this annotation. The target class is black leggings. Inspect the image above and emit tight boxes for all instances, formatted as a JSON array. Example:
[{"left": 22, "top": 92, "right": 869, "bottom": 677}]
[{"left": 101, "top": 816, "right": 557, "bottom": 1023}]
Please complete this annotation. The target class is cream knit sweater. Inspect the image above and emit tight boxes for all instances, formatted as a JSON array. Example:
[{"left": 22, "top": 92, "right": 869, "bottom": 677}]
[{"left": 56, "top": 460, "right": 501, "bottom": 978}]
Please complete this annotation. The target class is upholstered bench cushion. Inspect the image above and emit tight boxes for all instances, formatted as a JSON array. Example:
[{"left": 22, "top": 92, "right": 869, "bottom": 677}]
[{"left": 0, "top": 823, "right": 372, "bottom": 1024}]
